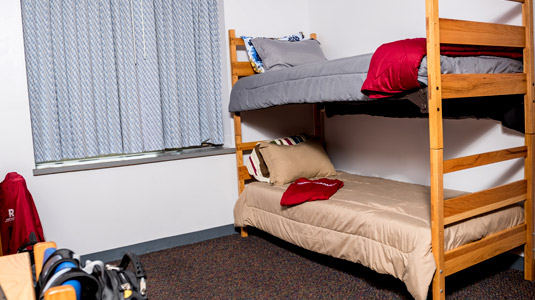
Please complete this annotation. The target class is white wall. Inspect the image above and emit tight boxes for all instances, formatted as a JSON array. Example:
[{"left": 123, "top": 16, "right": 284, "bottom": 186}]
[
  {"left": 0, "top": 1, "right": 239, "bottom": 255},
  {"left": 308, "top": 0, "right": 522, "bottom": 59},
  {"left": 308, "top": 0, "right": 527, "bottom": 192}
]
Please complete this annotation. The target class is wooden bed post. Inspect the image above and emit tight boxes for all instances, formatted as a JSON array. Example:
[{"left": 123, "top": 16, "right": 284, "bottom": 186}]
[
  {"left": 234, "top": 112, "right": 248, "bottom": 237},
  {"left": 229, "top": 29, "right": 248, "bottom": 237},
  {"left": 523, "top": 0, "right": 535, "bottom": 281},
  {"left": 313, "top": 104, "right": 324, "bottom": 144},
  {"left": 426, "top": 0, "right": 445, "bottom": 299},
  {"left": 229, "top": 29, "right": 246, "bottom": 196},
  {"left": 229, "top": 29, "right": 239, "bottom": 86},
  {"left": 312, "top": 32, "right": 323, "bottom": 143},
  {"left": 234, "top": 113, "right": 245, "bottom": 195}
]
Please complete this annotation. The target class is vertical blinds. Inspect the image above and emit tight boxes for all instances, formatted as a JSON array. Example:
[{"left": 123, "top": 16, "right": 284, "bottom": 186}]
[{"left": 21, "top": 0, "right": 223, "bottom": 163}]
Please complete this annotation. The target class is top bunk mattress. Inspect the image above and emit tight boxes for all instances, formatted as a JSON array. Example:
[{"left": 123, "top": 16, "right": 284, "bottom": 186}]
[
  {"left": 234, "top": 171, "right": 524, "bottom": 300},
  {"left": 229, "top": 53, "right": 522, "bottom": 113}
]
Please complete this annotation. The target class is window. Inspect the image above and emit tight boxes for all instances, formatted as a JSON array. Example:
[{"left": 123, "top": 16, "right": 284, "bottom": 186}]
[{"left": 21, "top": 0, "right": 223, "bottom": 164}]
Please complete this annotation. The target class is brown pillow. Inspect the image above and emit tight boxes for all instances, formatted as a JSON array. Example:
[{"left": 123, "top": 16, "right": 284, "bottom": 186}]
[{"left": 258, "top": 140, "right": 336, "bottom": 185}]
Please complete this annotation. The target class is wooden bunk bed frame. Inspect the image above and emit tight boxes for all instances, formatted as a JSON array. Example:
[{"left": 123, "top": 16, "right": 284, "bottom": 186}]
[{"left": 229, "top": 0, "right": 535, "bottom": 299}]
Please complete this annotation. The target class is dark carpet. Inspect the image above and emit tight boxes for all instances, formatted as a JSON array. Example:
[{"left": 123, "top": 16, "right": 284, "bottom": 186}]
[{"left": 137, "top": 228, "right": 535, "bottom": 299}]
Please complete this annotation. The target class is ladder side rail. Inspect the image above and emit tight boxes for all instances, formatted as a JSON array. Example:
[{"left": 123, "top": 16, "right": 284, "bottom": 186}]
[
  {"left": 522, "top": 0, "right": 535, "bottom": 281},
  {"left": 426, "top": 1, "right": 446, "bottom": 299}
]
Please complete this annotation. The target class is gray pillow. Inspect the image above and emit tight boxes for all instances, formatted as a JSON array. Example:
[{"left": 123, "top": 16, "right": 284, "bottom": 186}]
[{"left": 251, "top": 38, "right": 327, "bottom": 71}]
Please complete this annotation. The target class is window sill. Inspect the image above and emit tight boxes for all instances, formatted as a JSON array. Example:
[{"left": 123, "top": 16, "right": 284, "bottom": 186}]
[{"left": 33, "top": 146, "right": 236, "bottom": 176}]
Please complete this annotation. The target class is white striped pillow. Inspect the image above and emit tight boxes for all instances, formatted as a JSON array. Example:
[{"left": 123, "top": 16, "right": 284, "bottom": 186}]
[{"left": 245, "top": 135, "right": 308, "bottom": 182}]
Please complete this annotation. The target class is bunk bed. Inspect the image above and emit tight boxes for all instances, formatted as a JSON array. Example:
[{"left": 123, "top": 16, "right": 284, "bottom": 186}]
[{"left": 229, "top": 0, "right": 534, "bottom": 299}]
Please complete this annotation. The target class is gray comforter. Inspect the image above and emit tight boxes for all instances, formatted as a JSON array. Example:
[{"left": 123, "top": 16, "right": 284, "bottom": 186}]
[{"left": 229, "top": 54, "right": 522, "bottom": 113}]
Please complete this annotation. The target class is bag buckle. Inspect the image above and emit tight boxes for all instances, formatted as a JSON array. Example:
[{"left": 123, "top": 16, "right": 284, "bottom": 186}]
[
  {"left": 140, "top": 278, "right": 147, "bottom": 296},
  {"left": 105, "top": 265, "right": 121, "bottom": 271},
  {"left": 120, "top": 282, "right": 132, "bottom": 291}
]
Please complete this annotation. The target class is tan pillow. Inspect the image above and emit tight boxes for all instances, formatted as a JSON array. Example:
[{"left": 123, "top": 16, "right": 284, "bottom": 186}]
[{"left": 258, "top": 140, "right": 336, "bottom": 185}]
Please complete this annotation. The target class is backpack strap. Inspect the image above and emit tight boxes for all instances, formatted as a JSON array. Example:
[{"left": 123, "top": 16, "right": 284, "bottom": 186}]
[
  {"left": 118, "top": 252, "right": 146, "bottom": 296},
  {"left": 39, "top": 268, "right": 100, "bottom": 300},
  {"left": 37, "top": 249, "right": 79, "bottom": 293},
  {"left": 16, "top": 232, "right": 38, "bottom": 253}
]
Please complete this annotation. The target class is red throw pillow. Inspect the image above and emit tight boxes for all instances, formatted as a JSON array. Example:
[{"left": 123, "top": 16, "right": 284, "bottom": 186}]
[{"left": 280, "top": 177, "right": 344, "bottom": 206}]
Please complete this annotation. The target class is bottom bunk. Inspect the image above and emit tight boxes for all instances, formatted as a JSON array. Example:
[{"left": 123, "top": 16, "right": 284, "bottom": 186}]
[{"left": 234, "top": 172, "right": 524, "bottom": 300}]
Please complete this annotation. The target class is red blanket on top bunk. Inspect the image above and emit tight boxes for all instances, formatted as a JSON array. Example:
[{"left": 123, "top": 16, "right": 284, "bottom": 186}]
[{"left": 361, "top": 38, "right": 522, "bottom": 99}]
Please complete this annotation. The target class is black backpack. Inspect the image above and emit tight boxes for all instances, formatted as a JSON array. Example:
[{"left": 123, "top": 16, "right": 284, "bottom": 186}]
[
  {"left": 36, "top": 248, "right": 99, "bottom": 300},
  {"left": 93, "top": 252, "right": 147, "bottom": 300},
  {"left": 37, "top": 249, "right": 147, "bottom": 300}
]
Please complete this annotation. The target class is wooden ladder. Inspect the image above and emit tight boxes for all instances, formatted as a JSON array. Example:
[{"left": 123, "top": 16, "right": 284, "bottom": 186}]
[{"left": 426, "top": 0, "right": 535, "bottom": 298}]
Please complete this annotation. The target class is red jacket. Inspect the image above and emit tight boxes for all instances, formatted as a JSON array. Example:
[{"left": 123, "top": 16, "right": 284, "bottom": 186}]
[{"left": 0, "top": 172, "right": 44, "bottom": 255}]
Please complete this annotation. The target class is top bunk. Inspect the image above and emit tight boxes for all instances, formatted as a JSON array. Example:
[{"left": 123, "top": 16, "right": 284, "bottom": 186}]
[{"left": 228, "top": 3, "right": 532, "bottom": 133}]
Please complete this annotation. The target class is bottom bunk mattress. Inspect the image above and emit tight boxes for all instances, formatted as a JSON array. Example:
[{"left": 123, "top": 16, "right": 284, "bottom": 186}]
[{"left": 233, "top": 172, "right": 524, "bottom": 300}]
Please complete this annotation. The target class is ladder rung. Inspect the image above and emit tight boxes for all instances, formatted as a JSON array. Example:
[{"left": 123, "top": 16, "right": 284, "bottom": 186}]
[
  {"left": 444, "top": 146, "right": 527, "bottom": 174},
  {"left": 441, "top": 73, "right": 527, "bottom": 99},
  {"left": 230, "top": 37, "right": 245, "bottom": 46},
  {"left": 506, "top": 0, "right": 525, "bottom": 3},
  {"left": 444, "top": 224, "right": 526, "bottom": 276},
  {"left": 232, "top": 62, "right": 255, "bottom": 77},
  {"left": 440, "top": 18, "right": 526, "bottom": 47},
  {"left": 444, "top": 180, "right": 527, "bottom": 225},
  {"left": 236, "top": 141, "right": 261, "bottom": 151}
]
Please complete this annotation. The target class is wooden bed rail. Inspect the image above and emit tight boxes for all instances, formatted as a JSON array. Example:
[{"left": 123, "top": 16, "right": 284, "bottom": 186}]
[
  {"left": 439, "top": 18, "right": 525, "bottom": 47},
  {"left": 441, "top": 73, "right": 527, "bottom": 98},
  {"left": 444, "top": 179, "right": 527, "bottom": 224},
  {"left": 427, "top": 0, "right": 535, "bottom": 298},
  {"left": 444, "top": 223, "right": 527, "bottom": 276},
  {"left": 443, "top": 146, "right": 527, "bottom": 173}
]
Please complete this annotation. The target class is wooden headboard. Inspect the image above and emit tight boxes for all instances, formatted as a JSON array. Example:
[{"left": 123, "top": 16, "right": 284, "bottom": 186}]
[
  {"left": 228, "top": 29, "right": 323, "bottom": 198},
  {"left": 228, "top": 29, "right": 317, "bottom": 86}
]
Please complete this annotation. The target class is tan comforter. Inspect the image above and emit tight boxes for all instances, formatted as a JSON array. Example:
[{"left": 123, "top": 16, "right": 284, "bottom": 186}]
[{"left": 234, "top": 172, "right": 524, "bottom": 300}]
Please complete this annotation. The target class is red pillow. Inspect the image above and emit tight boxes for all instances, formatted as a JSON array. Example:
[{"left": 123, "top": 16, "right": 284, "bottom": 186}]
[
  {"left": 280, "top": 177, "right": 344, "bottom": 206},
  {"left": 362, "top": 38, "right": 427, "bottom": 99}
]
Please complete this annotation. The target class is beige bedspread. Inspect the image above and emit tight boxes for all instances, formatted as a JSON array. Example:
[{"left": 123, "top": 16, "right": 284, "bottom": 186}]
[{"left": 234, "top": 172, "right": 524, "bottom": 300}]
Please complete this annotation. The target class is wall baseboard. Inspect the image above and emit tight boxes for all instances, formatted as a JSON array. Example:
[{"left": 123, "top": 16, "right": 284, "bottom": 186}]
[{"left": 81, "top": 224, "right": 237, "bottom": 263}]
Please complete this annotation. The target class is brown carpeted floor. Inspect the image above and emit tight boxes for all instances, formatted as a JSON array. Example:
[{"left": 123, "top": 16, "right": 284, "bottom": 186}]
[{"left": 138, "top": 228, "right": 535, "bottom": 299}]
